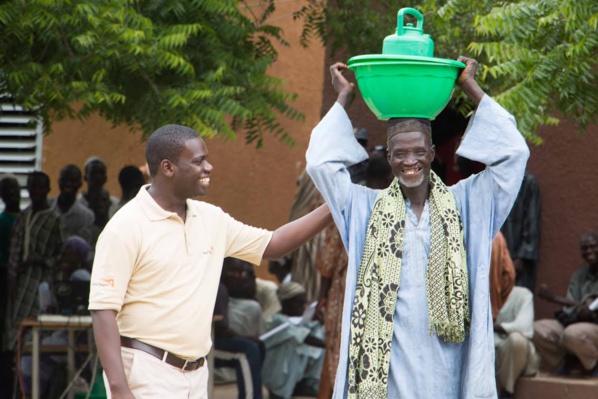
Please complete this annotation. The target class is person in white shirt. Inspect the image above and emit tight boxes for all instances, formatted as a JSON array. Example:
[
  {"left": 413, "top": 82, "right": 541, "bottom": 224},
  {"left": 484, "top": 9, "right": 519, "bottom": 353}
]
[{"left": 494, "top": 286, "right": 539, "bottom": 396}]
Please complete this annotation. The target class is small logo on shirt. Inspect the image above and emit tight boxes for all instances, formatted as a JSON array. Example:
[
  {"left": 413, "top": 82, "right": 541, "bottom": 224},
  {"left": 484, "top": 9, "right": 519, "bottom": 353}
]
[
  {"left": 95, "top": 278, "right": 115, "bottom": 288},
  {"left": 202, "top": 246, "right": 215, "bottom": 255}
]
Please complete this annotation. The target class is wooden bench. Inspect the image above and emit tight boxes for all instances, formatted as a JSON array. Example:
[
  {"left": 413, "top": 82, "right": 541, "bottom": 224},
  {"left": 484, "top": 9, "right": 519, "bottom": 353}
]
[{"left": 515, "top": 373, "right": 598, "bottom": 399}]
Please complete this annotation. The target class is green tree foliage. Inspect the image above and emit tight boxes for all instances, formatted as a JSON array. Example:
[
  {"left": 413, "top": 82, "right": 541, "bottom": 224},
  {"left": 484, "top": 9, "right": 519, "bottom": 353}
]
[
  {"left": 295, "top": 0, "right": 598, "bottom": 142},
  {"left": 0, "top": 0, "right": 303, "bottom": 146}
]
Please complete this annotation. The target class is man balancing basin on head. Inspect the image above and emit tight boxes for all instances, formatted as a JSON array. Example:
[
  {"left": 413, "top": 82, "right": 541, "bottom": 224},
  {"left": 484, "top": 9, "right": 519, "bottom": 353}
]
[
  {"left": 89, "top": 125, "right": 333, "bottom": 399},
  {"left": 305, "top": 57, "right": 529, "bottom": 399}
]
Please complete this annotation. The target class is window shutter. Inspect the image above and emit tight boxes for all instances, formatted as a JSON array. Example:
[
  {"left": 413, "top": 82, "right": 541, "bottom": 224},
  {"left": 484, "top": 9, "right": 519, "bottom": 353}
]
[{"left": 0, "top": 102, "right": 44, "bottom": 209}]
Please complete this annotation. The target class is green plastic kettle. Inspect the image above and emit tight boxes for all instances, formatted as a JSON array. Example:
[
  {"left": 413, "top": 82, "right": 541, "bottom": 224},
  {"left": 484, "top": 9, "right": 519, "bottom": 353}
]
[{"left": 382, "top": 8, "right": 434, "bottom": 57}]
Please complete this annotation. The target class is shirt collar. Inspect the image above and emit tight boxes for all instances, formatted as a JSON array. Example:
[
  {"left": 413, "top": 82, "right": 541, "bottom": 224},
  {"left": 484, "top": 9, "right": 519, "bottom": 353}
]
[{"left": 137, "top": 185, "right": 198, "bottom": 221}]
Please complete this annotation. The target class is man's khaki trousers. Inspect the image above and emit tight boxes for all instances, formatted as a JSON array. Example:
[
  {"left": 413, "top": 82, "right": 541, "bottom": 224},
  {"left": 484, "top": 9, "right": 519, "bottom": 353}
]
[{"left": 103, "top": 347, "right": 209, "bottom": 399}]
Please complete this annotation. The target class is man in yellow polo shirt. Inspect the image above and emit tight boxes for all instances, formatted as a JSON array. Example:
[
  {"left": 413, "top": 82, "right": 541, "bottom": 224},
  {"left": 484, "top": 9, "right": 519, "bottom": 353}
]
[{"left": 89, "top": 124, "right": 332, "bottom": 399}]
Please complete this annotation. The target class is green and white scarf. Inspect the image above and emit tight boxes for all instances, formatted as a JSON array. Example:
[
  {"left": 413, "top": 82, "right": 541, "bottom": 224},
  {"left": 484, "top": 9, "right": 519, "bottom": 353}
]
[{"left": 347, "top": 172, "right": 470, "bottom": 398}]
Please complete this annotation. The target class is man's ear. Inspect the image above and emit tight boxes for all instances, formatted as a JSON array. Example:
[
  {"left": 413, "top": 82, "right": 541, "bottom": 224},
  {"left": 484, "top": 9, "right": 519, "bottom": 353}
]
[{"left": 161, "top": 160, "right": 175, "bottom": 177}]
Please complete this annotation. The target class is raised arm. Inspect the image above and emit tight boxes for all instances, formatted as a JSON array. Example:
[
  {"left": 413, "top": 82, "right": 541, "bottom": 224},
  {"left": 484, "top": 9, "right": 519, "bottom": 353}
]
[
  {"left": 262, "top": 203, "right": 332, "bottom": 259},
  {"left": 457, "top": 56, "right": 484, "bottom": 106},
  {"left": 330, "top": 62, "right": 356, "bottom": 110},
  {"left": 264, "top": 62, "right": 361, "bottom": 259},
  {"left": 452, "top": 57, "right": 530, "bottom": 236},
  {"left": 305, "top": 63, "right": 370, "bottom": 240}
]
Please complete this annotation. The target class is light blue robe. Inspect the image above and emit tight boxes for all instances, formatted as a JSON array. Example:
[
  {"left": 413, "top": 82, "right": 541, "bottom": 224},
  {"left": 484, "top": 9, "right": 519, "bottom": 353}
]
[{"left": 306, "top": 95, "right": 529, "bottom": 398}]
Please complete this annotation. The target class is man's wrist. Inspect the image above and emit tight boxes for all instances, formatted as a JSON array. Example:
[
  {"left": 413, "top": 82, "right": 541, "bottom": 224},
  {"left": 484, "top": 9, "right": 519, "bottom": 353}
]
[
  {"left": 336, "top": 90, "right": 355, "bottom": 110},
  {"left": 109, "top": 378, "right": 130, "bottom": 392},
  {"left": 459, "top": 80, "right": 484, "bottom": 106}
]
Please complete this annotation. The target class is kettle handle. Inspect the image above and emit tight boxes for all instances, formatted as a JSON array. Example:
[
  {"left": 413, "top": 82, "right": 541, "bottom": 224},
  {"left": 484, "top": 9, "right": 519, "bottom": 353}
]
[{"left": 397, "top": 7, "right": 424, "bottom": 36}]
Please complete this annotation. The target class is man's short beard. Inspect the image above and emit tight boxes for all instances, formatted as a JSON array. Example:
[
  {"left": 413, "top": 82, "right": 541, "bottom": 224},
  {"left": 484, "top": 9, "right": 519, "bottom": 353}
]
[{"left": 398, "top": 174, "right": 425, "bottom": 188}]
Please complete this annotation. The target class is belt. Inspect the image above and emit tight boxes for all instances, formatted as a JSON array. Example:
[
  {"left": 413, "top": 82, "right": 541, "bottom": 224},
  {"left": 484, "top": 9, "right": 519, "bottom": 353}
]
[{"left": 120, "top": 336, "right": 205, "bottom": 371}]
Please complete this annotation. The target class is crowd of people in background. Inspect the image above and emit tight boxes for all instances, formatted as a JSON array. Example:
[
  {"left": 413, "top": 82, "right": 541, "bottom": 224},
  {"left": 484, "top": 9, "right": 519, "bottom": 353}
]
[{"left": 0, "top": 158, "right": 145, "bottom": 397}]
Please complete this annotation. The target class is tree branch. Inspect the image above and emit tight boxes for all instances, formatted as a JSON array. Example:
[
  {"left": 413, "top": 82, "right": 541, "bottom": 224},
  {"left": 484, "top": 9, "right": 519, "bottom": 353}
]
[
  {"left": 240, "top": 0, "right": 259, "bottom": 24},
  {"left": 58, "top": 26, "right": 75, "bottom": 57}
]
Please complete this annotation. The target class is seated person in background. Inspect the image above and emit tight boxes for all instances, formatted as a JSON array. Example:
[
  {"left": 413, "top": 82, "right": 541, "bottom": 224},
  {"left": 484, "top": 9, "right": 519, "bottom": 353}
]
[
  {"left": 495, "top": 286, "right": 539, "bottom": 397},
  {"left": 262, "top": 282, "right": 325, "bottom": 399},
  {"left": 268, "top": 256, "right": 292, "bottom": 284},
  {"left": 223, "top": 258, "right": 267, "bottom": 336},
  {"left": 491, "top": 232, "right": 538, "bottom": 398},
  {"left": 255, "top": 257, "right": 292, "bottom": 323},
  {"left": 21, "top": 236, "right": 91, "bottom": 396},
  {"left": 255, "top": 277, "right": 281, "bottom": 324},
  {"left": 213, "top": 257, "right": 266, "bottom": 399},
  {"left": 533, "top": 231, "right": 598, "bottom": 376},
  {"left": 38, "top": 236, "right": 91, "bottom": 312}
]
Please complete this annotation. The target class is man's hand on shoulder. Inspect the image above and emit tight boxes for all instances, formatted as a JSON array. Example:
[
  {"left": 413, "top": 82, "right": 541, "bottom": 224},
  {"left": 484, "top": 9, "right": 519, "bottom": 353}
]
[
  {"left": 456, "top": 56, "right": 484, "bottom": 106},
  {"left": 330, "top": 62, "right": 355, "bottom": 110}
]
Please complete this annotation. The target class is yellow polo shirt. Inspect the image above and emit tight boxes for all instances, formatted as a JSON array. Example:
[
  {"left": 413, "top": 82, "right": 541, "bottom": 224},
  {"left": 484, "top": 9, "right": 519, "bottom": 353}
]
[{"left": 89, "top": 186, "right": 273, "bottom": 359}]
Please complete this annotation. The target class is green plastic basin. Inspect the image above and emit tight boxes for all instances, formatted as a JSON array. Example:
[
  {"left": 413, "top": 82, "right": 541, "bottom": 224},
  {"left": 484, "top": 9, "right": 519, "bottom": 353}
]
[{"left": 347, "top": 55, "right": 465, "bottom": 120}]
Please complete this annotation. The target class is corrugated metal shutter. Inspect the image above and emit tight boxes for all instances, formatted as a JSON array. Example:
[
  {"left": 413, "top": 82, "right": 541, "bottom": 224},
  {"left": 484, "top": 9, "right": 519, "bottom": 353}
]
[{"left": 0, "top": 102, "right": 44, "bottom": 209}]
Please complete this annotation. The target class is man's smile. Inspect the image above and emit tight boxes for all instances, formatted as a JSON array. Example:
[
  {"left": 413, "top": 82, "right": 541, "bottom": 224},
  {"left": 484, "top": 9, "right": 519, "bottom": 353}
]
[
  {"left": 402, "top": 167, "right": 422, "bottom": 176},
  {"left": 199, "top": 177, "right": 210, "bottom": 186}
]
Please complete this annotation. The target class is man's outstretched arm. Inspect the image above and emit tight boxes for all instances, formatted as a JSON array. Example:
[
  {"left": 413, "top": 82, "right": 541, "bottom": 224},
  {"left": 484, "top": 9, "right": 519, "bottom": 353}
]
[
  {"left": 262, "top": 203, "right": 332, "bottom": 259},
  {"left": 537, "top": 283, "right": 580, "bottom": 307}
]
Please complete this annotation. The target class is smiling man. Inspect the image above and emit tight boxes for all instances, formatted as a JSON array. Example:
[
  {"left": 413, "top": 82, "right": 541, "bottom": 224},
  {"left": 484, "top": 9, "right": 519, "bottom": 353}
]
[
  {"left": 306, "top": 58, "right": 529, "bottom": 398},
  {"left": 89, "top": 125, "right": 332, "bottom": 399},
  {"left": 533, "top": 231, "right": 598, "bottom": 377}
]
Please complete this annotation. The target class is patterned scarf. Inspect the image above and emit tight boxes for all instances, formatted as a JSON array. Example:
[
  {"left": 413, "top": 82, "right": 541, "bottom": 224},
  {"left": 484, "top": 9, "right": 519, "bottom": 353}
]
[{"left": 347, "top": 172, "right": 470, "bottom": 398}]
